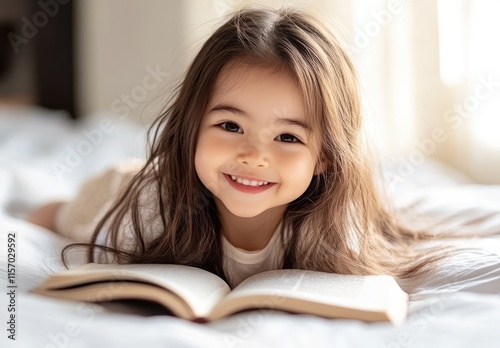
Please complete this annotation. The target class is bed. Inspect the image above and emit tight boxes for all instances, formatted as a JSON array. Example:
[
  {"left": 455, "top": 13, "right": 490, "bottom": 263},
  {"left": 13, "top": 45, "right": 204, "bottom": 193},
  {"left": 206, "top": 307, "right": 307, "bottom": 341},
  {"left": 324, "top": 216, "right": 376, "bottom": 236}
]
[{"left": 1, "top": 106, "right": 500, "bottom": 347}]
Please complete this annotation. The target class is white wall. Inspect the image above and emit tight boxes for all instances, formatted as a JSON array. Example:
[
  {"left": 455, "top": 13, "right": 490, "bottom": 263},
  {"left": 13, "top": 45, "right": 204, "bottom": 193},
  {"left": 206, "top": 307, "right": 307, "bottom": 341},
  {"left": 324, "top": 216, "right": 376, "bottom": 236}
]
[{"left": 76, "top": 0, "right": 186, "bottom": 124}]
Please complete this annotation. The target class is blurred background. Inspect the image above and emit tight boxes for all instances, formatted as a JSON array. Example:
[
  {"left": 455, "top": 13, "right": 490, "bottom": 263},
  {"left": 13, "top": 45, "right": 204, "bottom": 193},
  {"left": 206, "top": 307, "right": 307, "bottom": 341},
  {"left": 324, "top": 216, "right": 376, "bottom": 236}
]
[{"left": 1, "top": 0, "right": 499, "bottom": 185}]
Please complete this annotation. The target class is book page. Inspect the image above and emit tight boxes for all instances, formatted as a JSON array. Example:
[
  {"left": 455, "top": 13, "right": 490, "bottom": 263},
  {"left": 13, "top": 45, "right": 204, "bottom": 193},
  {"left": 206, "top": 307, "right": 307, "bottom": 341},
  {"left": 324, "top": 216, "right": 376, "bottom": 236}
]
[
  {"left": 38, "top": 263, "right": 231, "bottom": 318},
  {"left": 220, "top": 269, "right": 395, "bottom": 311},
  {"left": 208, "top": 269, "right": 408, "bottom": 324}
]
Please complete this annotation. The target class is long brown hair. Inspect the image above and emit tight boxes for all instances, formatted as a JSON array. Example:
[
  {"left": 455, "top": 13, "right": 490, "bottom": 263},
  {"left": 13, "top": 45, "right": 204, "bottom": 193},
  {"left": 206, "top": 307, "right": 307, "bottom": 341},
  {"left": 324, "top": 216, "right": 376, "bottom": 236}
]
[{"left": 63, "top": 5, "right": 445, "bottom": 283}]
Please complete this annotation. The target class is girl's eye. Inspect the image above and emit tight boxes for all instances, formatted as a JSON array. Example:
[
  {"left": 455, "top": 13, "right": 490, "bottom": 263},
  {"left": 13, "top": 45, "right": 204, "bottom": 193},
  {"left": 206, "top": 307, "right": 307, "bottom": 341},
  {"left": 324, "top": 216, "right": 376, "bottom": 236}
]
[
  {"left": 216, "top": 122, "right": 302, "bottom": 144},
  {"left": 276, "top": 133, "right": 301, "bottom": 143},
  {"left": 218, "top": 122, "right": 242, "bottom": 133}
]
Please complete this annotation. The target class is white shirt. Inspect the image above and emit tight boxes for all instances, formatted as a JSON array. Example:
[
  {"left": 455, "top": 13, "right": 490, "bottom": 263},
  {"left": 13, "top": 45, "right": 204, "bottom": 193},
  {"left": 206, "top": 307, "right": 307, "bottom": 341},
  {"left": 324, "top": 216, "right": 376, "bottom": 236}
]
[{"left": 222, "top": 222, "right": 283, "bottom": 288}]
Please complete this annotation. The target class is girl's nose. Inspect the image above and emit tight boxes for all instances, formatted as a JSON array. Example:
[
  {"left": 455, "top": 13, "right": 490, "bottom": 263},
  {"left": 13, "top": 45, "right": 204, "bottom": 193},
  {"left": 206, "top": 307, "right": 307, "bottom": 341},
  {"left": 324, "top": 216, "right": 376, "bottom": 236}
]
[{"left": 236, "top": 140, "right": 269, "bottom": 168}]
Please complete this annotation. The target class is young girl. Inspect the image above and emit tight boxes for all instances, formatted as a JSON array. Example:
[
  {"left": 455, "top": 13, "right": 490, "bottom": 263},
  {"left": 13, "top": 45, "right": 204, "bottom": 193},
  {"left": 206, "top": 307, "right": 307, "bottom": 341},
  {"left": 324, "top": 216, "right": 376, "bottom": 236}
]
[{"left": 28, "top": 6, "right": 443, "bottom": 288}]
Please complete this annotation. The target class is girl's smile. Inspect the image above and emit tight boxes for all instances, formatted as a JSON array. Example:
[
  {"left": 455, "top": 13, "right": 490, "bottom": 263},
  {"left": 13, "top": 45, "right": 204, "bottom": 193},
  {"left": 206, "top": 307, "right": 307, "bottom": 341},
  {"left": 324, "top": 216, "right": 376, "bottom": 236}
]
[{"left": 223, "top": 173, "right": 276, "bottom": 193}]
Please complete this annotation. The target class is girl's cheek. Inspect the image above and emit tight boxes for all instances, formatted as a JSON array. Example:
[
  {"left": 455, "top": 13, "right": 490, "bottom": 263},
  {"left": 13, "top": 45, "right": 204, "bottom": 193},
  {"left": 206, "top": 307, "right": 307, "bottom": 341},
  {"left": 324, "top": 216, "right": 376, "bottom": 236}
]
[
  {"left": 275, "top": 149, "right": 315, "bottom": 169},
  {"left": 206, "top": 136, "right": 237, "bottom": 155},
  {"left": 274, "top": 143, "right": 311, "bottom": 157}
]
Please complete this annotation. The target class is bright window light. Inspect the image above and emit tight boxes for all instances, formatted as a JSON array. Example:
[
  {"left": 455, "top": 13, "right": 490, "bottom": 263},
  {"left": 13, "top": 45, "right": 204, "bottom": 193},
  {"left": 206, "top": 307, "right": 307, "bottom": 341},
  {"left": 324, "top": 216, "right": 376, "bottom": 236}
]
[
  {"left": 471, "top": 114, "right": 500, "bottom": 150},
  {"left": 437, "top": 0, "right": 464, "bottom": 86},
  {"left": 468, "top": 0, "right": 500, "bottom": 150}
]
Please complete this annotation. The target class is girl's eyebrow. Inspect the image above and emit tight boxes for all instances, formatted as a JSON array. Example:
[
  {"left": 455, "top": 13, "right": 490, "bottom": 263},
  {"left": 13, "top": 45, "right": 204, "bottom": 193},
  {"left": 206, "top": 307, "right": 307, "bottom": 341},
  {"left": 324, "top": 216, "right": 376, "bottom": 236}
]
[{"left": 208, "top": 103, "right": 311, "bottom": 131}]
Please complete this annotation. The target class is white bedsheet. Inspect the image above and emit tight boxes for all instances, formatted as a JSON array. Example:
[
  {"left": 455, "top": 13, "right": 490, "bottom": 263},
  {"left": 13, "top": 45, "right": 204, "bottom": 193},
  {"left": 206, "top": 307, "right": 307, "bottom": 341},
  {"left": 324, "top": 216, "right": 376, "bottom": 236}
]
[{"left": 1, "top": 106, "right": 500, "bottom": 347}]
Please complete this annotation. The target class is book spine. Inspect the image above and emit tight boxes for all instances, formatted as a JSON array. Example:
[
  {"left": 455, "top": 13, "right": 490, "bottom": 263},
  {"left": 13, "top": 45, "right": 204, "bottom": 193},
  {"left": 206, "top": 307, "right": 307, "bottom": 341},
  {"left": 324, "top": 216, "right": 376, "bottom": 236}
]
[{"left": 192, "top": 317, "right": 209, "bottom": 324}]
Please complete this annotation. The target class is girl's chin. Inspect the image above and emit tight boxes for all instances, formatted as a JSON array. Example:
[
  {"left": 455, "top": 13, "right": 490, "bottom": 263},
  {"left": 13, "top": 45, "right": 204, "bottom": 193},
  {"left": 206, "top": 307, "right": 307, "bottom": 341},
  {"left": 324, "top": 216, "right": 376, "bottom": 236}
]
[
  {"left": 213, "top": 197, "right": 265, "bottom": 218},
  {"left": 226, "top": 207, "right": 266, "bottom": 218}
]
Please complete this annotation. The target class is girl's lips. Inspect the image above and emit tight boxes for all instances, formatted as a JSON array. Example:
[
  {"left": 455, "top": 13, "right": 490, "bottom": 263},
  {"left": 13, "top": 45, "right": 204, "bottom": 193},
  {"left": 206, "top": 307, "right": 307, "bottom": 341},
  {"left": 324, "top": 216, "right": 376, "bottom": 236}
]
[{"left": 223, "top": 174, "right": 276, "bottom": 194}]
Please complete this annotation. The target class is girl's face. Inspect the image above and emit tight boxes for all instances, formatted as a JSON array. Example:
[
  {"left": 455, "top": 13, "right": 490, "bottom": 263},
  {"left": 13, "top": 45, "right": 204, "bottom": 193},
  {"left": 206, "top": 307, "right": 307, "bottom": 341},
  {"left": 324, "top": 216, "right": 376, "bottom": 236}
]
[{"left": 195, "top": 61, "right": 322, "bottom": 218}]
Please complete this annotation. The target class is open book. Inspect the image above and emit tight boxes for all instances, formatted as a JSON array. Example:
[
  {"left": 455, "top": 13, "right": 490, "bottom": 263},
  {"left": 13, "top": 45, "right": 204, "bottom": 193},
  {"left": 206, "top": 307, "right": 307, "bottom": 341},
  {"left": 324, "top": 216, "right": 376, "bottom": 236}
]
[{"left": 32, "top": 263, "right": 408, "bottom": 325}]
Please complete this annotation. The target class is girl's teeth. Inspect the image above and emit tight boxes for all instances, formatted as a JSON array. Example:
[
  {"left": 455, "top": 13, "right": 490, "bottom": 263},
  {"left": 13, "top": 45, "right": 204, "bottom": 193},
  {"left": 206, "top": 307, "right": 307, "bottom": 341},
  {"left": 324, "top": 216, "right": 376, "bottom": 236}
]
[{"left": 230, "top": 175, "right": 269, "bottom": 187}]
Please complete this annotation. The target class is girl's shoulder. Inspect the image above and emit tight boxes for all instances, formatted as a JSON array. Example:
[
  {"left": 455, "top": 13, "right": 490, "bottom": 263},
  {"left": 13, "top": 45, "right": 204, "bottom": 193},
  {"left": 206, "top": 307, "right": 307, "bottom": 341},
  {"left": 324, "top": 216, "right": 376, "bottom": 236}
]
[
  {"left": 94, "top": 158, "right": 146, "bottom": 186},
  {"left": 76, "top": 158, "right": 147, "bottom": 197},
  {"left": 54, "top": 158, "right": 147, "bottom": 241}
]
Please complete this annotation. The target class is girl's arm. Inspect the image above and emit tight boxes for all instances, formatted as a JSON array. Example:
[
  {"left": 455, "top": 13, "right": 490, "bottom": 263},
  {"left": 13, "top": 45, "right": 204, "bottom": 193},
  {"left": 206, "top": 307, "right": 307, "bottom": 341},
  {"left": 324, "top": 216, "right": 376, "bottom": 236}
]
[
  {"left": 26, "top": 160, "right": 144, "bottom": 242},
  {"left": 27, "top": 201, "right": 67, "bottom": 233}
]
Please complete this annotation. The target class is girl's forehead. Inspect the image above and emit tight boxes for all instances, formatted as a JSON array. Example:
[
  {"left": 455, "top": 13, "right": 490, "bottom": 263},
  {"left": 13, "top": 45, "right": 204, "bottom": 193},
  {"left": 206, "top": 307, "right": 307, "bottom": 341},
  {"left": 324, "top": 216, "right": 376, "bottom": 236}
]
[{"left": 210, "top": 60, "right": 303, "bottom": 105}]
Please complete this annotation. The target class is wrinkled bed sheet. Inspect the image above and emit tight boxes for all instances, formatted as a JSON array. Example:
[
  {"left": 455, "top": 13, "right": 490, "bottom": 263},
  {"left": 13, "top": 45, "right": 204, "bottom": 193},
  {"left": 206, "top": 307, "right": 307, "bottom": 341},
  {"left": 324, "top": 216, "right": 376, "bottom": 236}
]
[{"left": 1, "top": 107, "right": 499, "bottom": 348}]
